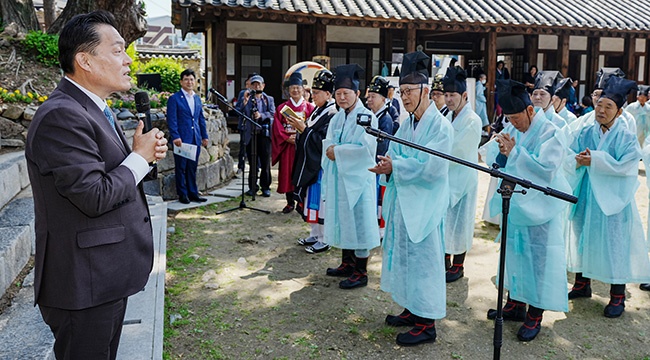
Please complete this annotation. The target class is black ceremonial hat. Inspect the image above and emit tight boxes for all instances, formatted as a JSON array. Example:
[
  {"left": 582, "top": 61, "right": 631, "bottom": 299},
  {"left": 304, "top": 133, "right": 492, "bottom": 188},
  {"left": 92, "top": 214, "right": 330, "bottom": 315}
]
[
  {"left": 637, "top": 85, "right": 650, "bottom": 97},
  {"left": 534, "top": 71, "right": 563, "bottom": 94},
  {"left": 601, "top": 76, "right": 637, "bottom": 108},
  {"left": 334, "top": 64, "right": 364, "bottom": 91},
  {"left": 431, "top": 73, "right": 444, "bottom": 92},
  {"left": 553, "top": 77, "right": 573, "bottom": 100},
  {"left": 368, "top": 75, "right": 389, "bottom": 98},
  {"left": 595, "top": 67, "right": 625, "bottom": 90},
  {"left": 442, "top": 66, "right": 467, "bottom": 94},
  {"left": 312, "top": 69, "right": 334, "bottom": 93},
  {"left": 288, "top": 72, "right": 304, "bottom": 86},
  {"left": 497, "top": 79, "right": 532, "bottom": 115},
  {"left": 399, "top": 51, "right": 430, "bottom": 85}
]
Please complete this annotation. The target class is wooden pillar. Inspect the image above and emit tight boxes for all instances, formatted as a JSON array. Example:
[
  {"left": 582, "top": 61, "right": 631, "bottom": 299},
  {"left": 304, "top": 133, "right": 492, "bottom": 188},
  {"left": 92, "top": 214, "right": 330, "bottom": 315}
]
[
  {"left": 586, "top": 36, "right": 599, "bottom": 91},
  {"left": 624, "top": 34, "right": 636, "bottom": 102},
  {"left": 380, "top": 28, "right": 393, "bottom": 65},
  {"left": 486, "top": 31, "right": 497, "bottom": 121},
  {"left": 406, "top": 27, "right": 416, "bottom": 53},
  {"left": 297, "top": 24, "right": 314, "bottom": 61},
  {"left": 525, "top": 34, "right": 538, "bottom": 70},
  {"left": 646, "top": 38, "right": 650, "bottom": 84},
  {"left": 314, "top": 21, "right": 327, "bottom": 56},
  {"left": 211, "top": 18, "right": 227, "bottom": 112},
  {"left": 558, "top": 33, "right": 570, "bottom": 77}
]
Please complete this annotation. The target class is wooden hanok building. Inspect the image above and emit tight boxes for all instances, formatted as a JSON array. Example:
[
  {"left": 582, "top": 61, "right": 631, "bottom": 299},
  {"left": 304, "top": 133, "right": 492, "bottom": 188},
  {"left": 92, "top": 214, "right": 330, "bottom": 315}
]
[{"left": 171, "top": 0, "right": 650, "bottom": 116}]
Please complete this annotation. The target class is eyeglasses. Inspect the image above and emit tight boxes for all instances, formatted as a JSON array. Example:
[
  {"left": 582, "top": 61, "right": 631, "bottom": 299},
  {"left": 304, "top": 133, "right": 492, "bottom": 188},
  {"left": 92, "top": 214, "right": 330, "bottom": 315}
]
[{"left": 397, "top": 86, "right": 422, "bottom": 97}]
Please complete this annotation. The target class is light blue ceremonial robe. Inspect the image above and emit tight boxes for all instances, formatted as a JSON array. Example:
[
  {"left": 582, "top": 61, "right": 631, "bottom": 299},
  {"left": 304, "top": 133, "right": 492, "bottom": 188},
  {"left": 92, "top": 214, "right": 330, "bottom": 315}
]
[
  {"left": 475, "top": 81, "right": 489, "bottom": 127},
  {"left": 445, "top": 105, "right": 482, "bottom": 254},
  {"left": 544, "top": 106, "right": 568, "bottom": 129},
  {"left": 625, "top": 101, "right": 650, "bottom": 146},
  {"left": 380, "top": 104, "right": 453, "bottom": 320},
  {"left": 565, "top": 120, "right": 650, "bottom": 284},
  {"left": 642, "top": 136, "right": 650, "bottom": 244},
  {"left": 486, "top": 109, "right": 570, "bottom": 312},
  {"left": 321, "top": 99, "right": 380, "bottom": 250},
  {"left": 557, "top": 107, "right": 577, "bottom": 126}
]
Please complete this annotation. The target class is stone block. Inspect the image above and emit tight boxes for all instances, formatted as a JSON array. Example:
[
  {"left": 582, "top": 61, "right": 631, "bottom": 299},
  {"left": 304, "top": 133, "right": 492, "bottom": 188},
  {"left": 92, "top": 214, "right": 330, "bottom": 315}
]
[
  {"left": 22, "top": 105, "right": 38, "bottom": 121},
  {"left": 198, "top": 146, "right": 210, "bottom": 165},
  {"left": 1, "top": 139, "right": 25, "bottom": 147},
  {"left": 0, "top": 197, "right": 35, "bottom": 254},
  {"left": 156, "top": 150, "right": 175, "bottom": 172},
  {"left": 0, "top": 116, "right": 24, "bottom": 138},
  {"left": 196, "top": 165, "right": 208, "bottom": 191},
  {"left": 0, "top": 161, "right": 21, "bottom": 210},
  {"left": 1, "top": 105, "right": 24, "bottom": 120},
  {"left": 0, "top": 226, "right": 31, "bottom": 297},
  {"left": 162, "top": 173, "right": 177, "bottom": 200},
  {"left": 208, "top": 145, "right": 220, "bottom": 160}
]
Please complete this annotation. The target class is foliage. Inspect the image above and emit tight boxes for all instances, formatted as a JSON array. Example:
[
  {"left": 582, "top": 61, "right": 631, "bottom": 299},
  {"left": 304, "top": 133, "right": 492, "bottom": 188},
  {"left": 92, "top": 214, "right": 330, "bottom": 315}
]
[
  {"left": 108, "top": 89, "right": 172, "bottom": 110},
  {"left": 140, "top": 58, "right": 184, "bottom": 93},
  {"left": 0, "top": 18, "right": 4, "bottom": 33},
  {"left": 22, "top": 31, "right": 59, "bottom": 67},
  {"left": 0, "top": 87, "right": 47, "bottom": 104},
  {"left": 126, "top": 43, "right": 142, "bottom": 79}
]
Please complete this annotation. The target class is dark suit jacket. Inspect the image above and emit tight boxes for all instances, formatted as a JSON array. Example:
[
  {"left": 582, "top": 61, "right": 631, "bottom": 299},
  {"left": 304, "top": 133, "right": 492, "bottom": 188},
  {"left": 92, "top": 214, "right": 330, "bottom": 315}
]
[
  {"left": 166, "top": 90, "right": 208, "bottom": 147},
  {"left": 239, "top": 93, "right": 275, "bottom": 145},
  {"left": 25, "top": 78, "right": 154, "bottom": 310}
]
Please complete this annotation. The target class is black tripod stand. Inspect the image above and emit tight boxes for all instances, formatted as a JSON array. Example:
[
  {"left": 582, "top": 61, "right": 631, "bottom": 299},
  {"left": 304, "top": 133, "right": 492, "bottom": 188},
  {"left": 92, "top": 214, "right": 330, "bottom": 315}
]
[
  {"left": 361, "top": 122, "right": 576, "bottom": 360},
  {"left": 209, "top": 89, "right": 270, "bottom": 215}
]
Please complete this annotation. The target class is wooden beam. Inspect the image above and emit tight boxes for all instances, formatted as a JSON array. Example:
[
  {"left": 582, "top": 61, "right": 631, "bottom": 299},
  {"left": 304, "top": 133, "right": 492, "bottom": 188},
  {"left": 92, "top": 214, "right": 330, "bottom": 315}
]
[
  {"left": 296, "top": 24, "right": 313, "bottom": 62},
  {"left": 486, "top": 31, "right": 497, "bottom": 122},
  {"left": 525, "top": 34, "right": 538, "bottom": 70},
  {"left": 558, "top": 33, "right": 570, "bottom": 77},
  {"left": 380, "top": 28, "right": 393, "bottom": 66},
  {"left": 646, "top": 38, "right": 650, "bottom": 84},
  {"left": 406, "top": 27, "right": 416, "bottom": 53},
  {"left": 314, "top": 21, "right": 327, "bottom": 56},
  {"left": 624, "top": 34, "right": 636, "bottom": 102},
  {"left": 211, "top": 18, "right": 227, "bottom": 112},
  {"left": 586, "top": 36, "right": 599, "bottom": 92}
]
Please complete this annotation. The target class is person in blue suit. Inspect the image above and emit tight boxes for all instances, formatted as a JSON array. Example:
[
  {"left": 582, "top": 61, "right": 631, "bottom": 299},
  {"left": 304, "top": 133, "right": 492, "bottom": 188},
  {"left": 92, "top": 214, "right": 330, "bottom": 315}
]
[{"left": 167, "top": 69, "right": 209, "bottom": 204}]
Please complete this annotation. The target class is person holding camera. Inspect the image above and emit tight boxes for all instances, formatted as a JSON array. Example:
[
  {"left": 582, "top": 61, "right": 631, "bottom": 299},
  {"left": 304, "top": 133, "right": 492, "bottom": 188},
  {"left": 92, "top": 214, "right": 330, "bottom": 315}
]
[
  {"left": 242, "top": 75, "right": 275, "bottom": 197},
  {"left": 370, "top": 51, "right": 452, "bottom": 347},
  {"left": 322, "top": 64, "right": 380, "bottom": 289}
]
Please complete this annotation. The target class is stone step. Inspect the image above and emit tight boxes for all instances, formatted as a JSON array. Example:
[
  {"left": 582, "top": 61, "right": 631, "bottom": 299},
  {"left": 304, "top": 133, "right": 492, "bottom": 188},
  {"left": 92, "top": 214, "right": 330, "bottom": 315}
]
[
  {"left": 0, "top": 194, "right": 35, "bottom": 299},
  {"left": 0, "top": 151, "right": 29, "bottom": 211},
  {"left": 0, "top": 196, "right": 167, "bottom": 360}
]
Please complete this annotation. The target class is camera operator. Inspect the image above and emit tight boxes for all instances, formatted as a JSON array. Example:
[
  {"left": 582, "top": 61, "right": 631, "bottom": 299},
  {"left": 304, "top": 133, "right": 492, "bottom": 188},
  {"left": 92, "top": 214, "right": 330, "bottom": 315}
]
[{"left": 242, "top": 75, "right": 275, "bottom": 197}]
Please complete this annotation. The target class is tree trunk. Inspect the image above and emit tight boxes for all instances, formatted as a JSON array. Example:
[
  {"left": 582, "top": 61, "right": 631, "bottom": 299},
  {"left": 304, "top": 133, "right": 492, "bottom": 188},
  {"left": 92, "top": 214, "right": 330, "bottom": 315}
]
[
  {"left": 0, "top": 0, "right": 40, "bottom": 35},
  {"left": 47, "top": 0, "right": 146, "bottom": 45},
  {"left": 42, "top": 0, "right": 56, "bottom": 30}
]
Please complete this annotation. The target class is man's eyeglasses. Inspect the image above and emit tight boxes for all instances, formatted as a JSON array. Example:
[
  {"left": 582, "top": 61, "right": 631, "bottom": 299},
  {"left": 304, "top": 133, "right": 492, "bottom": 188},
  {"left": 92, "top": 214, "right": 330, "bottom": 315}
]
[{"left": 397, "top": 86, "right": 422, "bottom": 97}]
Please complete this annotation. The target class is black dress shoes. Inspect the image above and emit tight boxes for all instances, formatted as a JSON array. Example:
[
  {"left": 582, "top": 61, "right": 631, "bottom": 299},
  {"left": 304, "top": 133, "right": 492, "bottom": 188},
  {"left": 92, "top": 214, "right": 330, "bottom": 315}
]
[
  {"left": 386, "top": 308, "right": 416, "bottom": 327},
  {"left": 396, "top": 318, "right": 436, "bottom": 346},
  {"left": 487, "top": 300, "right": 526, "bottom": 321},
  {"left": 179, "top": 196, "right": 190, "bottom": 204},
  {"left": 640, "top": 283, "right": 650, "bottom": 291},
  {"left": 517, "top": 313, "right": 542, "bottom": 341},
  {"left": 189, "top": 194, "right": 208, "bottom": 202},
  {"left": 568, "top": 281, "right": 592, "bottom": 299}
]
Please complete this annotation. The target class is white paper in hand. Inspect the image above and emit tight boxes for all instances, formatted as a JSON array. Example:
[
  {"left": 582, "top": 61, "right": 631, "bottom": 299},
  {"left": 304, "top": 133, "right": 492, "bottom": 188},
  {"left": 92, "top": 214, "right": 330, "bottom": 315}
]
[{"left": 173, "top": 142, "right": 198, "bottom": 160}]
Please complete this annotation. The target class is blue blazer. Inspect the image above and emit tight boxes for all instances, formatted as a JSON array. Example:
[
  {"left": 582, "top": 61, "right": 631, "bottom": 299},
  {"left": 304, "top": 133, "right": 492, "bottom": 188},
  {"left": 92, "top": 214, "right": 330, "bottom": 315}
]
[{"left": 167, "top": 90, "right": 208, "bottom": 146}]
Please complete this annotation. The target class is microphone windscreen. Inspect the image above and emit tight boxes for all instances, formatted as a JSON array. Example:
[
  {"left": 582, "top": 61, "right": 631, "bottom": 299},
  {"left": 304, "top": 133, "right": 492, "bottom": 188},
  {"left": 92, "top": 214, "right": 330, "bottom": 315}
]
[{"left": 135, "top": 91, "right": 151, "bottom": 113}]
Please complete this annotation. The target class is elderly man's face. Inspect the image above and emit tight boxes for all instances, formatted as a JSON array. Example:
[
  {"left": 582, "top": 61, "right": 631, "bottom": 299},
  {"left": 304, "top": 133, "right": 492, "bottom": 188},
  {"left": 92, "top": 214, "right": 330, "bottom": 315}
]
[
  {"left": 531, "top": 89, "right": 552, "bottom": 109},
  {"left": 82, "top": 24, "right": 133, "bottom": 98},
  {"left": 399, "top": 84, "right": 427, "bottom": 113},
  {"left": 334, "top": 88, "right": 358, "bottom": 109},
  {"left": 595, "top": 97, "right": 622, "bottom": 126},
  {"left": 505, "top": 105, "right": 535, "bottom": 133}
]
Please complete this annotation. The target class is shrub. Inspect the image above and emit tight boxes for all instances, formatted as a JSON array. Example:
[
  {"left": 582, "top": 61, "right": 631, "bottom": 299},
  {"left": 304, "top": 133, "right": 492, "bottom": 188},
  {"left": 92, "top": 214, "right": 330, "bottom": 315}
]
[
  {"left": 140, "top": 58, "right": 184, "bottom": 93},
  {"left": 23, "top": 31, "right": 59, "bottom": 67},
  {"left": 126, "top": 43, "right": 142, "bottom": 79}
]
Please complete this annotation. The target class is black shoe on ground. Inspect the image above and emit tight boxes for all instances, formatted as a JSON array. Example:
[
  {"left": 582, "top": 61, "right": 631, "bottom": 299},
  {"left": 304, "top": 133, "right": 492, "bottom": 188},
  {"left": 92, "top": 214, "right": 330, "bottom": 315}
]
[
  {"left": 487, "top": 301, "right": 526, "bottom": 321},
  {"left": 568, "top": 280, "right": 592, "bottom": 299},
  {"left": 640, "top": 283, "right": 650, "bottom": 291},
  {"left": 446, "top": 265, "right": 464, "bottom": 283},
  {"left": 604, "top": 293, "right": 625, "bottom": 318},
  {"left": 297, "top": 236, "right": 318, "bottom": 246},
  {"left": 245, "top": 189, "right": 256, "bottom": 196},
  {"left": 517, "top": 313, "right": 542, "bottom": 342},
  {"left": 396, "top": 320, "right": 436, "bottom": 346},
  {"left": 339, "top": 271, "right": 368, "bottom": 289},
  {"left": 179, "top": 196, "right": 190, "bottom": 204},
  {"left": 189, "top": 194, "right": 208, "bottom": 202},
  {"left": 305, "top": 242, "right": 330, "bottom": 254},
  {"left": 261, "top": 189, "right": 271, "bottom": 197},
  {"left": 386, "top": 308, "right": 416, "bottom": 327}
]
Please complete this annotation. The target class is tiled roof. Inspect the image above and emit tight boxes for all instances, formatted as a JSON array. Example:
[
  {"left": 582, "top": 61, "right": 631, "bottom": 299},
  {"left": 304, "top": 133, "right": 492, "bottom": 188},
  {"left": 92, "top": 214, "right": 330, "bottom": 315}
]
[{"left": 177, "top": 0, "right": 650, "bottom": 32}]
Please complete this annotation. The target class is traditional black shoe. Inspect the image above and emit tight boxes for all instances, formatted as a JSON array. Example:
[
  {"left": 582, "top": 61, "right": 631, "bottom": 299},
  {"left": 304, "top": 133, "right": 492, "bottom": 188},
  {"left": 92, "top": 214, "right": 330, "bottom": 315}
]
[
  {"left": 640, "top": 283, "right": 650, "bottom": 291},
  {"left": 326, "top": 262, "right": 354, "bottom": 277},
  {"left": 179, "top": 196, "right": 190, "bottom": 204},
  {"left": 339, "top": 271, "right": 368, "bottom": 289},
  {"left": 386, "top": 309, "right": 416, "bottom": 327},
  {"left": 487, "top": 301, "right": 526, "bottom": 321},
  {"left": 446, "top": 265, "right": 464, "bottom": 283},
  {"left": 517, "top": 313, "right": 542, "bottom": 342},
  {"left": 396, "top": 321, "right": 436, "bottom": 346},
  {"left": 281, "top": 204, "right": 294, "bottom": 213},
  {"left": 604, "top": 293, "right": 625, "bottom": 318},
  {"left": 568, "top": 280, "right": 592, "bottom": 299},
  {"left": 189, "top": 194, "right": 208, "bottom": 202},
  {"left": 245, "top": 189, "right": 256, "bottom": 196}
]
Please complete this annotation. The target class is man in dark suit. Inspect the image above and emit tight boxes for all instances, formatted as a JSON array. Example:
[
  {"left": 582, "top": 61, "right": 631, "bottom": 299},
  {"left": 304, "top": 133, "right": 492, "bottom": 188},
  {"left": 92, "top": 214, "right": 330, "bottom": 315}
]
[
  {"left": 167, "top": 69, "right": 209, "bottom": 204},
  {"left": 25, "top": 11, "right": 168, "bottom": 359}
]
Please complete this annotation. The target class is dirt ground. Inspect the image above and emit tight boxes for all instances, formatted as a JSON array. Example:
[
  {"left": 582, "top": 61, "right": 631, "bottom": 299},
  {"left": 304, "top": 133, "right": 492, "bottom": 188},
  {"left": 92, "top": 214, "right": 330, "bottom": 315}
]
[{"left": 164, "top": 163, "right": 650, "bottom": 360}]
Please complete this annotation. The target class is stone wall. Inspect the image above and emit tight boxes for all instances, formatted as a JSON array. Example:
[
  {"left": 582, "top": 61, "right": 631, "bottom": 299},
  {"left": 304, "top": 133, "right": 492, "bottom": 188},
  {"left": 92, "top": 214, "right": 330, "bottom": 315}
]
[{"left": 0, "top": 103, "right": 234, "bottom": 200}]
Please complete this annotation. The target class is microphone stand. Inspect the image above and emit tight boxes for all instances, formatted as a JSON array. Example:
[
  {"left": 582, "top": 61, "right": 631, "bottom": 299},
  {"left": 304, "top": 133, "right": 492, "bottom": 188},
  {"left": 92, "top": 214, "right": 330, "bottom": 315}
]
[
  {"left": 361, "top": 125, "right": 577, "bottom": 360},
  {"left": 210, "top": 89, "right": 270, "bottom": 215}
]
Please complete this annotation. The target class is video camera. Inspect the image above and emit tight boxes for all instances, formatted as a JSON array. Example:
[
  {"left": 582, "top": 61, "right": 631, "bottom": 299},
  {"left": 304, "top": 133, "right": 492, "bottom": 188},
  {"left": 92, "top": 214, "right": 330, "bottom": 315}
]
[{"left": 356, "top": 113, "right": 372, "bottom": 127}]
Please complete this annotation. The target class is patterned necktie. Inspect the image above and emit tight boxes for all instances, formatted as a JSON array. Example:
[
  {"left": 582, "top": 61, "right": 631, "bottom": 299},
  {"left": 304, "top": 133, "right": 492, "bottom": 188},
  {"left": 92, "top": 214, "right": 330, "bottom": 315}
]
[{"left": 103, "top": 106, "right": 119, "bottom": 137}]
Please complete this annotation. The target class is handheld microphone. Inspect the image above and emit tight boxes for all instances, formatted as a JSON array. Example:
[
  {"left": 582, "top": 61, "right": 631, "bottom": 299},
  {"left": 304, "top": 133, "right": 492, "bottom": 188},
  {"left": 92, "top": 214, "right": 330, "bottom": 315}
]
[
  {"left": 134, "top": 91, "right": 153, "bottom": 133},
  {"left": 209, "top": 88, "right": 228, "bottom": 102}
]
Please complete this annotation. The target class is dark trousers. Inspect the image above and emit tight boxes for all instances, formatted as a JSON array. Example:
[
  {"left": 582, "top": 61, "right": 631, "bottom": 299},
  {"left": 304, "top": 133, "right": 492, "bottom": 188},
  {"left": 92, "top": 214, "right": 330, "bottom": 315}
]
[
  {"left": 173, "top": 153, "right": 199, "bottom": 198},
  {"left": 39, "top": 298, "right": 128, "bottom": 360},
  {"left": 246, "top": 135, "right": 272, "bottom": 192}
]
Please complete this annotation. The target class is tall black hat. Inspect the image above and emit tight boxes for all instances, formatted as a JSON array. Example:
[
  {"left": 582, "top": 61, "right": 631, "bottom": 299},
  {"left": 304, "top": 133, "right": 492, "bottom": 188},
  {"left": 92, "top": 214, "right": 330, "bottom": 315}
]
[
  {"left": 442, "top": 66, "right": 467, "bottom": 94},
  {"left": 595, "top": 67, "right": 625, "bottom": 90},
  {"left": 534, "top": 71, "right": 563, "bottom": 94},
  {"left": 312, "top": 69, "right": 334, "bottom": 93},
  {"left": 368, "top": 75, "right": 389, "bottom": 98},
  {"left": 637, "top": 85, "right": 650, "bottom": 97},
  {"left": 399, "top": 51, "right": 430, "bottom": 85},
  {"left": 497, "top": 79, "right": 533, "bottom": 115},
  {"left": 553, "top": 77, "right": 573, "bottom": 100},
  {"left": 334, "top": 64, "right": 364, "bottom": 91},
  {"left": 288, "top": 72, "right": 305, "bottom": 87},
  {"left": 601, "top": 76, "right": 637, "bottom": 108}
]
